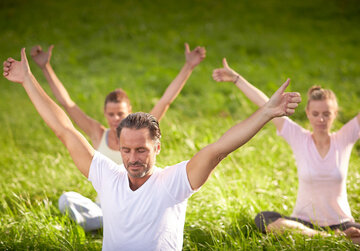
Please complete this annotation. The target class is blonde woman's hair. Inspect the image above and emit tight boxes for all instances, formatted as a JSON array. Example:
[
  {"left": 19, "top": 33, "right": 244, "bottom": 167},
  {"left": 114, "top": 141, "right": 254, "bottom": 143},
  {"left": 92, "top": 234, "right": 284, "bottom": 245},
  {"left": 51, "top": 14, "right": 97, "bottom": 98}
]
[{"left": 306, "top": 86, "right": 338, "bottom": 111}]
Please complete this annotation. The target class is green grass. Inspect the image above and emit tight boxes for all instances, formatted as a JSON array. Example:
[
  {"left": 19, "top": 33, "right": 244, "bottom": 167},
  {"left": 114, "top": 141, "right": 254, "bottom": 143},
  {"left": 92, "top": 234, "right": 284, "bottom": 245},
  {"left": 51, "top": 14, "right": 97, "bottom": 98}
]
[{"left": 1, "top": 0, "right": 360, "bottom": 249}]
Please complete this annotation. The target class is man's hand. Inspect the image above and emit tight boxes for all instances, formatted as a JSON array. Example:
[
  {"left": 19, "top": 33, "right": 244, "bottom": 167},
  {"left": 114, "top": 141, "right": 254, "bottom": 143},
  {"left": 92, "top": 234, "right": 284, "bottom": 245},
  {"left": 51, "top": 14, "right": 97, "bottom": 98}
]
[
  {"left": 185, "top": 43, "right": 206, "bottom": 69},
  {"left": 265, "top": 79, "right": 301, "bottom": 118},
  {"left": 31, "top": 45, "right": 54, "bottom": 69},
  {"left": 3, "top": 48, "right": 31, "bottom": 84},
  {"left": 212, "top": 58, "right": 239, "bottom": 82}
]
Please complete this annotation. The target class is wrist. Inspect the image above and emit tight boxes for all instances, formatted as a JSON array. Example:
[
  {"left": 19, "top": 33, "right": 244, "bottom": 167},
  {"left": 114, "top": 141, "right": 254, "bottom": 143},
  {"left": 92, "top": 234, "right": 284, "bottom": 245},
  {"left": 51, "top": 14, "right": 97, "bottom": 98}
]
[
  {"left": 233, "top": 75, "right": 240, "bottom": 84},
  {"left": 41, "top": 62, "right": 52, "bottom": 71},
  {"left": 184, "top": 61, "right": 196, "bottom": 70},
  {"left": 23, "top": 71, "right": 34, "bottom": 84},
  {"left": 260, "top": 103, "right": 275, "bottom": 121}
]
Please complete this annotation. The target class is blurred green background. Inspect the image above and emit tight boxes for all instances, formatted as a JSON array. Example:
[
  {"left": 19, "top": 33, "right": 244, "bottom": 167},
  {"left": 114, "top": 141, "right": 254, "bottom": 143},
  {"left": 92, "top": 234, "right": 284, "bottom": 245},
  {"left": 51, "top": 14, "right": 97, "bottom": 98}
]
[{"left": 1, "top": 0, "right": 360, "bottom": 249}]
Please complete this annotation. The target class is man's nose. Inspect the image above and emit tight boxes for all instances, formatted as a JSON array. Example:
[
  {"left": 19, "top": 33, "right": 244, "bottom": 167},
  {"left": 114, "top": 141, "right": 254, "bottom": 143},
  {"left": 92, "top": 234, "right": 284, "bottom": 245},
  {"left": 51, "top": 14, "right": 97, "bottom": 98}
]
[{"left": 129, "top": 152, "right": 137, "bottom": 162}]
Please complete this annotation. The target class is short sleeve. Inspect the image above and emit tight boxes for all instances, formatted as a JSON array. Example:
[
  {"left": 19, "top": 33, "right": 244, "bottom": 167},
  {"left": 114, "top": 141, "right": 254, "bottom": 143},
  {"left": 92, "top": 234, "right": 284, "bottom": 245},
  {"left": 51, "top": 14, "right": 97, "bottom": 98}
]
[
  {"left": 88, "top": 151, "right": 124, "bottom": 193},
  {"left": 277, "top": 117, "right": 309, "bottom": 148},
  {"left": 335, "top": 117, "right": 360, "bottom": 147},
  {"left": 159, "top": 161, "right": 196, "bottom": 203}
]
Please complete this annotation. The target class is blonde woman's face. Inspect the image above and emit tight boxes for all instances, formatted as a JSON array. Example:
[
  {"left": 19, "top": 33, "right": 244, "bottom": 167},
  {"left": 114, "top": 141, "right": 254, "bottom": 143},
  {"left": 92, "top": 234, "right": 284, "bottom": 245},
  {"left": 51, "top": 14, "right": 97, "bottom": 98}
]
[{"left": 306, "top": 99, "right": 337, "bottom": 134}]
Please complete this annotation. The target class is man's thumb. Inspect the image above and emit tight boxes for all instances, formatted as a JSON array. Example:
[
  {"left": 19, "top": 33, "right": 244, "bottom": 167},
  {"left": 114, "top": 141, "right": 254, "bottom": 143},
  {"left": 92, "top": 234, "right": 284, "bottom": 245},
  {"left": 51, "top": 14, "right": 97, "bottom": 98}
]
[{"left": 277, "top": 78, "right": 291, "bottom": 94}]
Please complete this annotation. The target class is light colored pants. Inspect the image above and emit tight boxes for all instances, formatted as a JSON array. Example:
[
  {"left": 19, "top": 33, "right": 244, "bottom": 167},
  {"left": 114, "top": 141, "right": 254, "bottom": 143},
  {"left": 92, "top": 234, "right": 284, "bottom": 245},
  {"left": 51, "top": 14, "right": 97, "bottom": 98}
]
[{"left": 58, "top": 191, "right": 103, "bottom": 231}]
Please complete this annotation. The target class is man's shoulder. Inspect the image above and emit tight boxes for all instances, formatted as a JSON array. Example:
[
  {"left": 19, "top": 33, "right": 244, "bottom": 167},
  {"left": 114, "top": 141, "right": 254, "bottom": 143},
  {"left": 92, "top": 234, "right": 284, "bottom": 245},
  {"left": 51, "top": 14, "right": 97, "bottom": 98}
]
[
  {"left": 162, "top": 160, "right": 189, "bottom": 171},
  {"left": 153, "top": 160, "right": 189, "bottom": 180},
  {"left": 91, "top": 151, "right": 126, "bottom": 175}
]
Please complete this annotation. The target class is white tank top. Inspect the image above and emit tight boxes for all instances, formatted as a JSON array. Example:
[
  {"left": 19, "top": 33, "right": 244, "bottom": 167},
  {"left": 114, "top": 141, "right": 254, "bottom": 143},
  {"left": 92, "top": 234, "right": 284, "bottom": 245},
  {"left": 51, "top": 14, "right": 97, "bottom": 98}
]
[{"left": 97, "top": 129, "right": 123, "bottom": 164}]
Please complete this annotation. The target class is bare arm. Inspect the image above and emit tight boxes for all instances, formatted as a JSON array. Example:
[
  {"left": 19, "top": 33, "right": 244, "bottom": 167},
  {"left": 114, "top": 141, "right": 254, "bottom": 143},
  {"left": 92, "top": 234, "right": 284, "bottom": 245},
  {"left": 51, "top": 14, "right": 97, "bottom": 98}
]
[
  {"left": 186, "top": 79, "right": 301, "bottom": 190},
  {"left": 31, "top": 45, "right": 104, "bottom": 146},
  {"left": 3, "top": 48, "right": 94, "bottom": 177},
  {"left": 213, "top": 58, "right": 286, "bottom": 131},
  {"left": 150, "top": 43, "right": 206, "bottom": 121}
]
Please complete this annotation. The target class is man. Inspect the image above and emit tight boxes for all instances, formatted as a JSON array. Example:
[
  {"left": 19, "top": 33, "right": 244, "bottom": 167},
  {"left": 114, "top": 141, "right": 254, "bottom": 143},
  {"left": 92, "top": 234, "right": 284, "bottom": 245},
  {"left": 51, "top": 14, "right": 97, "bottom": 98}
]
[
  {"left": 3, "top": 48, "right": 301, "bottom": 250},
  {"left": 30, "top": 43, "right": 206, "bottom": 231}
]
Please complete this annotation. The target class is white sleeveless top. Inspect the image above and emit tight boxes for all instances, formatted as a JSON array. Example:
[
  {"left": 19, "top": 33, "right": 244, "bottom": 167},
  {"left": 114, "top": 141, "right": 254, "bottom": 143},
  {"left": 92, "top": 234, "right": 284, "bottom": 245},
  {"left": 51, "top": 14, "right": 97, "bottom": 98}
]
[{"left": 97, "top": 129, "right": 123, "bottom": 164}]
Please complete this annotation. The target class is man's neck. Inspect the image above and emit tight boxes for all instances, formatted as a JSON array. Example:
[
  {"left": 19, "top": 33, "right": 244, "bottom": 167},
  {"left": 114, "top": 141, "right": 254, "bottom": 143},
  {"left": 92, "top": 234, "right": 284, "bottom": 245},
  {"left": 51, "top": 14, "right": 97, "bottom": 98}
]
[{"left": 128, "top": 170, "right": 154, "bottom": 191}]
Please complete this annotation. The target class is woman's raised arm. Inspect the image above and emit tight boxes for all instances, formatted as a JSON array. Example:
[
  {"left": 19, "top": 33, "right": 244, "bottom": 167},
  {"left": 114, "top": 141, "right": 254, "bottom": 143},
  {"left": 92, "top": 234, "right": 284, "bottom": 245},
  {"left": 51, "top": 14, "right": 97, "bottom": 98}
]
[
  {"left": 213, "top": 58, "right": 286, "bottom": 131},
  {"left": 150, "top": 43, "right": 206, "bottom": 121},
  {"left": 31, "top": 45, "right": 105, "bottom": 146},
  {"left": 4, "top": 48, "right": 94, "bottom": 177}
]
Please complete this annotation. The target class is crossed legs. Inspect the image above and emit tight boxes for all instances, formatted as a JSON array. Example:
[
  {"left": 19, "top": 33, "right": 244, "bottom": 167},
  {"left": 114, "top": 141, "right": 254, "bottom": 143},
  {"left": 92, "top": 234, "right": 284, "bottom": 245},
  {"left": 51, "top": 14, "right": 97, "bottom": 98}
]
[{"left": 255, "top": 211, "right": 360, "bottom": 244}]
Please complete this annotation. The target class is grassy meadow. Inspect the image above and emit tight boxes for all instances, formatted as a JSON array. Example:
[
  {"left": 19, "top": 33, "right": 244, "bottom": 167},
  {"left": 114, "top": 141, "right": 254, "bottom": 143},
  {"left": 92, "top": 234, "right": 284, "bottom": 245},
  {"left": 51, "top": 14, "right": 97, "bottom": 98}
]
[{"left": 1, "top": 0, "right": 360, "bottom": 249}]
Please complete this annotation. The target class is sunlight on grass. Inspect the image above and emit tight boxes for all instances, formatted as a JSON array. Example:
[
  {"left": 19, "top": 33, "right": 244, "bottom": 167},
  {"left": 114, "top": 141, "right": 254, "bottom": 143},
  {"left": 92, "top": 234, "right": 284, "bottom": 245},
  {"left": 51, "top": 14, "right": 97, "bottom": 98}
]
[{"left": 1, "top": 0, "right": 360, "bottom": 249}]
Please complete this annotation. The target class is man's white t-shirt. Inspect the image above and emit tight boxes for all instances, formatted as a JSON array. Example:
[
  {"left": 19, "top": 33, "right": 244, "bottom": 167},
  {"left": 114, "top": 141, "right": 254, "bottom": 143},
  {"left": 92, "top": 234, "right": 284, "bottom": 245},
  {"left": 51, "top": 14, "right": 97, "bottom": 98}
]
[
  {"left": 278, "top": 117, "right": 360, "bottom": 226},
  {"left": 88, "top": 151, "right": 196, "bottom": 251}
]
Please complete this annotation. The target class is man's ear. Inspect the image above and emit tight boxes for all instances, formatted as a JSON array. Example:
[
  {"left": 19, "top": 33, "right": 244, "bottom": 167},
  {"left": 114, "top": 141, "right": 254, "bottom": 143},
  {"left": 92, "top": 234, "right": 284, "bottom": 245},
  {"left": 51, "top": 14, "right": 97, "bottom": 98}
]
[{"left": 155, "top": 142, "right": 161, "bottom": 155}]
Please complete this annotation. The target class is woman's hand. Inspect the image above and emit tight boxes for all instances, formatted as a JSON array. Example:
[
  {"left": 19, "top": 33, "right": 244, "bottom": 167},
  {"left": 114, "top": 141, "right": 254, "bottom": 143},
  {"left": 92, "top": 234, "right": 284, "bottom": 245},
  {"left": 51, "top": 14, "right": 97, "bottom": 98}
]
[
  {"left": 31, "top": 45, "right": 54, "bottom": 69},
  {"left": 185, "top": 43, "right": 206, "bottom": 69},
  {"left": 3, "top": 48, "right": 31, "bottom": 84},
  {"left": 212, "top": 58, "right": 239, "bottom": 83}
]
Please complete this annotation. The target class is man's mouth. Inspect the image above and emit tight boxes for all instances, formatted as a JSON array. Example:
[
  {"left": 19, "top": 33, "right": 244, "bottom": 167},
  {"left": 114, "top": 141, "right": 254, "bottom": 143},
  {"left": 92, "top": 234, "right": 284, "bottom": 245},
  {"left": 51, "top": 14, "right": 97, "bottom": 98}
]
[{"left": 128, "top": 163, "right": 145, "bottom": 168}]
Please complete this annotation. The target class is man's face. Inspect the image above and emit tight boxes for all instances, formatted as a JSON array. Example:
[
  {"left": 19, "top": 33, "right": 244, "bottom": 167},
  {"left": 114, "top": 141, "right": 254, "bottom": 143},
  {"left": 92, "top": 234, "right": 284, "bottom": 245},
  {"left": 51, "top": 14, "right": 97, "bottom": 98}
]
[{"left": 119, "top": 128, "right": 160, "bottom": 179}]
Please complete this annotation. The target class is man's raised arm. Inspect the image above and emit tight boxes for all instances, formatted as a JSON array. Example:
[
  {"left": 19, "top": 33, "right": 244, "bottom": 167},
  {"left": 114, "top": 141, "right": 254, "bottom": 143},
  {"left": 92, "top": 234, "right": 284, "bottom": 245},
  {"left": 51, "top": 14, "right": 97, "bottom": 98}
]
[
  {"left": 186, "top": 79, "right": 301, "bottom": 190},
  {"left": 3, "top": 48, "right": 94, "bottom": 177}
]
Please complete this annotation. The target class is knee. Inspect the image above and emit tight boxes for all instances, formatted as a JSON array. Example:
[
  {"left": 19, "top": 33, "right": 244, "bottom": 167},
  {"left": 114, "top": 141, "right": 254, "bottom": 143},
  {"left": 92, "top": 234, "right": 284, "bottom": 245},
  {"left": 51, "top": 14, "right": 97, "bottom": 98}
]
[
  {"left": 58, "top": 191, "right": 75, "bottom": 213},
  {"left": 254, "top": 211, "right": 282, "bottom": 234}
]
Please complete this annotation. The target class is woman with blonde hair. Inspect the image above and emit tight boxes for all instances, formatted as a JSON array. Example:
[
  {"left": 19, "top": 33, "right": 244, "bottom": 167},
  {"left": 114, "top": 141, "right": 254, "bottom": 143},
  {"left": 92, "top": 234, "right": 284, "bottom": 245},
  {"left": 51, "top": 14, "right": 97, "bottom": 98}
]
[{"left": 213, "top": 58, "right": 360, "bottom": 243}]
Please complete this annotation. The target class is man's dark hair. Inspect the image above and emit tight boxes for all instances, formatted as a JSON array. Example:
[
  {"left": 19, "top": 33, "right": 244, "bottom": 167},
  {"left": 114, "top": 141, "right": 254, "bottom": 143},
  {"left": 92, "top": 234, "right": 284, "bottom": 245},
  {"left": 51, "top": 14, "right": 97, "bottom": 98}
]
[{"left": 117, "top": 112, "right": 161, "bottom": 142}]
